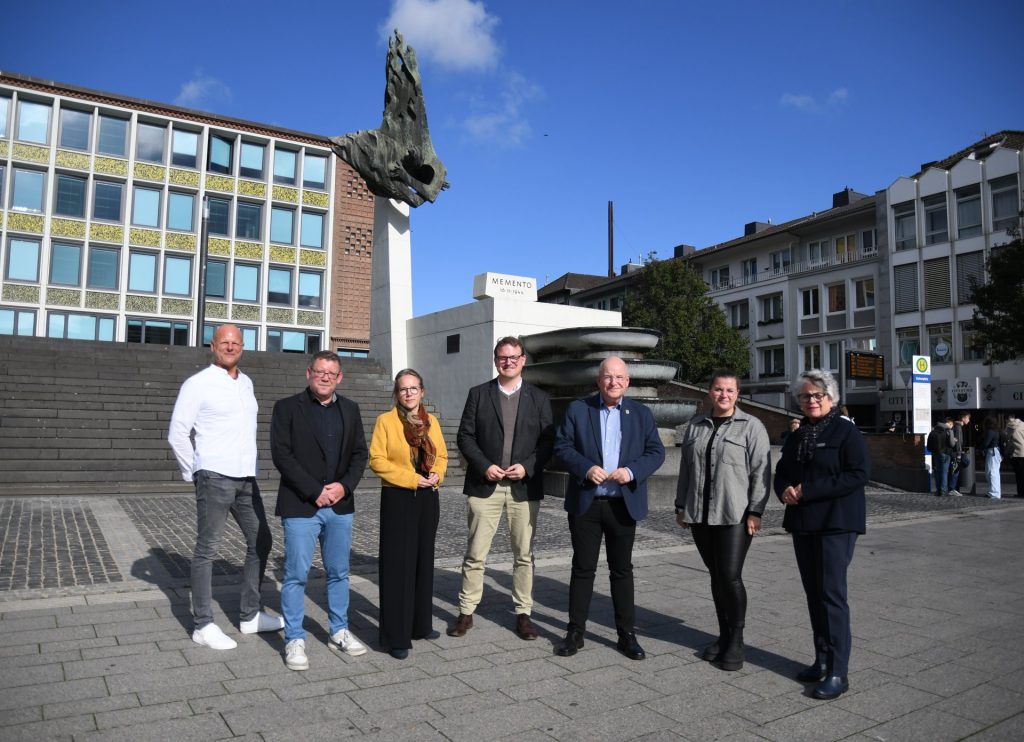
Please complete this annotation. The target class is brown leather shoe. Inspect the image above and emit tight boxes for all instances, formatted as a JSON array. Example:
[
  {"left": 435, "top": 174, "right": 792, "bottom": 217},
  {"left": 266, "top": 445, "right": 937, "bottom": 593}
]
[
  {"left": 515, "top": 613, "right": 538, "bottom": 640},
  {"left": 446, "top": 613, "right": 473, "bottom": 637}
]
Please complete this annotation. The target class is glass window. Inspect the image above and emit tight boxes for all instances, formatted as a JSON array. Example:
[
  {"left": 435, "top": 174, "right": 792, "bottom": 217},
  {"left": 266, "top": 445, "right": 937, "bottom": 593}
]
[
  {"left": 960, "top": 321, "right": 985, "bottom": 362},
  {"left": 801, "top": 287, "right": 819, "bottom": 317},
  {"left": 760, "top": 346, "right": 784, "bottom": 377},
  {"left": 240, "top": 142, "right": 265, "bottom": 179},
  {"left": 11, "top": 169, "right": 44, "bottom": 212},
  {"left": 208, "top": 134, "right": 233, "bottom": 174},
  {"left": 802, "top": 344, "right": 821, "bottom": 371},
  {"left": 759, "top": 293, "right": 783, "bottom": 323},
  {"left": 203, "top": 323, "right": 257, "bottom": 349},
  {"left": 927, "top": 322, "right": 953, "bottom": 364},
  {"left": 128, "top": 251, "right": 157, "bottom": 293},
  {"left": 303, "top": 153, "right": 327, "bottom": 189},
  {"left": 854, "top": 278, "right": 875, "bottom": 309},
  {"left": 956, "top": 185, "right": 982, "bottom": 239},
  {"left": 270, "top": 207, "right": 294, "bottom": 244},
  {"left": 300, "top": 212, "right": 324, "bottom": 248},
  {"left": 708, "top": 266, "right": 730, "bottom": 289},
  {"left": 97, "top": 115, "right": 127, "bottom": 157},
  {"left": 236, "top": 202, "right": 262, "bottom": 240},
  {"left": 135, "top": 123, "right": 166, "bottom": 164},
  {"left": 48, "top": 312, "right": 115, "bottom": 341},
  {"left": 726, "top": 301, "right": 748, "bottom": 328},
  {"left": 923, "top": 194, "right": 948, "bottom": 245},
  {"left": 0, "top": 96, "right": 9, "bottom": 137},
  {"left": 167, "top": 192, "right": 194, "bottom": 231},
  {"left": 93, "top": 181, "right": 123, "bottom": 221},
  {"left": 268, "top": 267, "right": 292, "bottom": 305},
  {"left": 896, "top": 326, "right": 920, "bottom": 366},
  {"left": 163, "top": 255, "right": 192, "bottom": 295},
  {"left": 861, "top": 229, "right": 876, "bottom": 255},
  {"left": 86, "top": 246, "right": 119, "bottom": 290},
  {"left": 826, "top": 284, "right": 846, "bottom": 313},
  {"left": 59, "top": 108, "right": 91, "bottom": 151},
  {"left": 991, "top": 175, "right": 1019, "bottom": 233},
  {"left": 770, "top": 248, "right": 791, "bottom": 274},
  {"left": 6, "top": 239, "right": 40, "bottom": 282},
  {"left": 132, "top": 187, "right": 161, "bottom": 227},
  {"left": 827, "top": 341, "right": 841, "bottom": 372},
  {"left": 126, "top": 318, "right": 189, "bottom": 345},
  {"left": 298, "top": 271, "right": 322, "bottom": 309},
  {"left": 893, "top": 201, "right": 916, "bottom": 251},
  {"left": 54, "top": 174, "right": 87, "bottom": 218},
  {"left": 807, "top": 240, "right": 828, "bottom": 265},
  {"left": 0, "top": 307, "right": 36, "bottom": 336},
  {"left": 49, "top": 242, "right": 82, "bottom": 286},
  {"left": 267, "top": 328, "right": 320, "bottom": 354},
  {"left": 171, "top": 129, "right": 199, "bottom": 168},
  {"left": 893, "top": 263, "right": 918, "bottom": 313},
  {"left": 17, "top": 100, "right": 50, "bottom": 143},
  {"left": 233, "top": 263, "right": 259, "bottom": 302},
  {"left": 207, "top": 197, "right": 230, "bottom": 236},
  {"left": 274, "top": 148, "right": 296, "bottom": 185},
  {"left": 205, "top": 260, "right": 227, "bottom": 298}
]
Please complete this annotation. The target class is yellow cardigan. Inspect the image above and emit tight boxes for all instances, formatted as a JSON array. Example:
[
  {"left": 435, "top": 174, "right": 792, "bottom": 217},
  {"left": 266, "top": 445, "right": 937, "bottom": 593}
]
[{"left": 369, "top": 407, "right": 448, "bottom": 490}]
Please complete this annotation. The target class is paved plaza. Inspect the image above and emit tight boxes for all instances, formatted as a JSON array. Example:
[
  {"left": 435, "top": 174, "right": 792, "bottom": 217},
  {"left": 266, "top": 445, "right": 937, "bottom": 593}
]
[{"left": 0, "top": 488, "right": 1022, "bottom": 740}]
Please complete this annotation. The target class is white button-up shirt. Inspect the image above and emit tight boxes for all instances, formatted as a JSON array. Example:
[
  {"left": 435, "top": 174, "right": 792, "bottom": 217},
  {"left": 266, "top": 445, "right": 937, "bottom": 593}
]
[{"left": 168, "top": 364, "right": 259, "bottom": 482}]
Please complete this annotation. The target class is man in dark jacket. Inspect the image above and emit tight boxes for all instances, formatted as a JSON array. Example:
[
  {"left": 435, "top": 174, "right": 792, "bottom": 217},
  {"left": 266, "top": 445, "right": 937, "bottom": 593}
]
[
  {"left": 928, "top": 419, "right": 955, "bottom": 497},
  {"left": 271, "top": 351, "right": 369, "bottom": 670},
  {"left": 448, "top": 337, "right": 554, "bottom": 641}
]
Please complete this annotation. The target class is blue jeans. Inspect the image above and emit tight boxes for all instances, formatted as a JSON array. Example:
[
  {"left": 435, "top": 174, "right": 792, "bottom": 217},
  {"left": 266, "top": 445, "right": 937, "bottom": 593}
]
[
  {"left": 934, "top": 453, "right": 951, "bottom": 494},
  {"left": 192, "top": 471, "right": 271, "bottom": 630},
  {"left": 282, "top": 509, "right": 353, "bottom": 642},
  {"left": 986, "top": 448, "right": 1002, "bottom": 499}
]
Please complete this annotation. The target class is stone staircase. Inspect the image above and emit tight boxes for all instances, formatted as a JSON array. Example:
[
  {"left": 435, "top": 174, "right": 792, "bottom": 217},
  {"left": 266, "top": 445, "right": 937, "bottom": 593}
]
[{"left": 0, "top": 335, "right": 464, "bottom": 496}]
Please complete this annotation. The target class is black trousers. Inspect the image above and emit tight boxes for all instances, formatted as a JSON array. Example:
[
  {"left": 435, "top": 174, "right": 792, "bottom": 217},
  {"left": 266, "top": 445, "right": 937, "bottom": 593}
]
[
  {"left": 1012, "top": 458, "right": 1024, "bottom": 498},
  {"left": 792, "top": 531, "right": 858, "bottom": 677},
  {"left": 378, "top": 486, "right": 439, "bottom": 650},
  {"left": 690, "top": 523, "right": 752, "bottom": 634},
  {"left": 567, "top": 497, "right": 636, "bottom": 634}
]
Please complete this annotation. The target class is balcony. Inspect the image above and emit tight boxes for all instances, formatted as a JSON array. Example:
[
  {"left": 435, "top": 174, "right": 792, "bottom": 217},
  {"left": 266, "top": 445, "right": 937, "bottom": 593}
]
[{"left": 708, "top": 247, "right": 878, "bottom": 293}]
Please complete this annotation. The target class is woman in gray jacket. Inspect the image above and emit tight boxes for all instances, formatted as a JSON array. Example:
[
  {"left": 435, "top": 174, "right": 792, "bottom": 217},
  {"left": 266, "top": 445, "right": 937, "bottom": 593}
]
[{"left": 675, "top": 369, "right": 771, "bottom": 670}]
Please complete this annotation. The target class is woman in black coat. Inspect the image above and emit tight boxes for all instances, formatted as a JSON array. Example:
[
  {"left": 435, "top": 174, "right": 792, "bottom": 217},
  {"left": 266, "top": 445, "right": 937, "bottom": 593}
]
[{"left": 774, "top": 369, "right": 869, "bottom": 701}]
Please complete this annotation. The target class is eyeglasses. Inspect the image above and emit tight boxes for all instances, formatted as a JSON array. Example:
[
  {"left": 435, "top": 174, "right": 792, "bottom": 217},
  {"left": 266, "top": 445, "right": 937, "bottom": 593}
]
[
  {"left": 495, "top": 354, "right": 523, "bottom": 364},
  {"left": 797, "top": 392, "right": 827, "bottom": 403},
  {"left": 600, "top": 375, "right": 627, "bottom": 384},
  {"left": 310, "top": 369, "right": 340, "bottom": 380},
  {"left": 398, "top": 386, "right": 421, "bottom": 395}
]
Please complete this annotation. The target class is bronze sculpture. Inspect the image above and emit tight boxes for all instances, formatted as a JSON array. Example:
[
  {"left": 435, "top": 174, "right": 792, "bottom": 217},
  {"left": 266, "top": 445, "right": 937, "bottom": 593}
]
[{"left": 331, "top": 30, "right": 449, "bottom": 207}]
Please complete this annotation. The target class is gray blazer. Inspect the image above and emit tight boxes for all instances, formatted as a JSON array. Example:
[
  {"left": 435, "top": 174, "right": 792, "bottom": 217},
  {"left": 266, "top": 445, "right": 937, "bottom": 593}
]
[{"left": 674, "top": 407, "right": 771, "bottom": 525}]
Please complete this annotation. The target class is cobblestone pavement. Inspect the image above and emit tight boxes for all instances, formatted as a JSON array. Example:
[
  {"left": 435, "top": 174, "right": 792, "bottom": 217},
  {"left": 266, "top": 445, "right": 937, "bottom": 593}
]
[
  {"left": 0, "top": 485, "right": 1011, "bottom": 595},
  {"left": 0, "top": 491, "right": 1022, "bottom": 741}
]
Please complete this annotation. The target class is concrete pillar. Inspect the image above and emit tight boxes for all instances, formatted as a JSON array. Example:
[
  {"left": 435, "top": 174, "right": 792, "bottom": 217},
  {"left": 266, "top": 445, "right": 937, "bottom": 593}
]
[{"left": 369, "top": 197, "right": 412, "bottom": 378}]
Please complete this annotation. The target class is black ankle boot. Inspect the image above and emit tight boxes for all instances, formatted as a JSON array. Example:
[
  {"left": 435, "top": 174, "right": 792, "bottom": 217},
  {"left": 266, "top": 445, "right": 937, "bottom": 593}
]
[{"left": 716, "top": 626, "right": 744, "bottom": 671}]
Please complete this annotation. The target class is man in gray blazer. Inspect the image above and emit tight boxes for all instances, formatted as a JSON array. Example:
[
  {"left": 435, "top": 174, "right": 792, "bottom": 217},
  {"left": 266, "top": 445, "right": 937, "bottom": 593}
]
[{"left": 448, "top": 337, "right": 554, "bottom": 640}]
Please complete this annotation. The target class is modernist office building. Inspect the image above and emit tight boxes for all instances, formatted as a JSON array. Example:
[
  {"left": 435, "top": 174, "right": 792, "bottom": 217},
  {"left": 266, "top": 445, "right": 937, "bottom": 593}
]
[
  {"left": 0, "top": 72, "right": 374, "bottom": 355},
  {"left": 539, "top": 132, "right": 1023, "bottom": 425}
]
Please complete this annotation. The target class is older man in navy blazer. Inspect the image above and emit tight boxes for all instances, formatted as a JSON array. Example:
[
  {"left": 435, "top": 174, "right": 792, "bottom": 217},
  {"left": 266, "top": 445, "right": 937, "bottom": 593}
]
[{"left": 554, "top": 356, "right": 665, "bottom": 660}]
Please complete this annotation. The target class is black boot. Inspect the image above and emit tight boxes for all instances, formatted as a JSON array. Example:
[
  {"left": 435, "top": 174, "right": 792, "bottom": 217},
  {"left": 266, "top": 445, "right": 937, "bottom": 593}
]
[
  {"left": 702, "top": 599, "right": 729, "bottom": 662},
  {"left": 716, "top": 625, "right": 744, "bottom": 671}
]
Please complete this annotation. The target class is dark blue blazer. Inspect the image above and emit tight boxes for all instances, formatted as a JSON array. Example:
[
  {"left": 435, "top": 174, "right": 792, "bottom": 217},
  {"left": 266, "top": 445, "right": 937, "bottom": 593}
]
[
  {"left": 773, "top": 415, "right": 869, "bottom": 534},
  {"left": 555, "top": 394, "right": 665, "bottom": 521}
]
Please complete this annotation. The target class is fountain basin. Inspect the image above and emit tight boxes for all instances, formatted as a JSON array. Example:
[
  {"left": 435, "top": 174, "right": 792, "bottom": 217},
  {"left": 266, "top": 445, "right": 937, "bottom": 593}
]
[{"left": 523, "top": 327, "right": 660, "bottom": 356}]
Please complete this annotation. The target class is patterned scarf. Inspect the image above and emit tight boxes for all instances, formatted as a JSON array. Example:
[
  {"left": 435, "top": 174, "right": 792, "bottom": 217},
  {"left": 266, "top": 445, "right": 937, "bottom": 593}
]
[
  {"left": 795, "top": 407, "right": 840, "bottom": 464},
  {"left": 397, "top": 403, "right": 436, "bottom": 474}
]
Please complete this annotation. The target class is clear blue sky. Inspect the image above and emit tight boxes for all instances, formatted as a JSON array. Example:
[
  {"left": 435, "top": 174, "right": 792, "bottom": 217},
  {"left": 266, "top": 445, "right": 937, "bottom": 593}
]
[{"left": 6, "top": 0, "right": 1023, "bottom": 315}]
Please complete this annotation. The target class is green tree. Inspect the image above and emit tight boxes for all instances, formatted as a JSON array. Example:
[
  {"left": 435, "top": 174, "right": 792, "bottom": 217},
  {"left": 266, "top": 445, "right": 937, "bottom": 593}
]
[
  {"left": 623, "top": 257, "right": 751, "bottom": 382},
  {"left": 971, "top": 230, "right": 1024, "bottom": 363}
]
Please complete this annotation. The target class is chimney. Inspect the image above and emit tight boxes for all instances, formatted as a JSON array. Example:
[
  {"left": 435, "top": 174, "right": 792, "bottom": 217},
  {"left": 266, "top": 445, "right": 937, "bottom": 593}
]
[
  {"left": 832, "top": 187, "right": 869, "bottom": 208},
  {"left": 744, "top": 221, "right": 771, "bottom": 236},
  {"left": 673, "top": 244, "right": 696, "bottom": 258}
]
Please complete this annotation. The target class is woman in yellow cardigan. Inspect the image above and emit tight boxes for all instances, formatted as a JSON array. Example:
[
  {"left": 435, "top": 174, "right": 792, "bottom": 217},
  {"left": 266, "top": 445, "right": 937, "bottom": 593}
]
[{"left": 369, "top": 368, "right": 448, "bottom": 659}]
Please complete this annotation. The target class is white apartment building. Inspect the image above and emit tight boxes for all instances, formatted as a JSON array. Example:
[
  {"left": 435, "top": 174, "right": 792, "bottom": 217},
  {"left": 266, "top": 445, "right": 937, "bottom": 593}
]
[{"left": 538, "top": 132, "right": 1023, "bottom": 427}]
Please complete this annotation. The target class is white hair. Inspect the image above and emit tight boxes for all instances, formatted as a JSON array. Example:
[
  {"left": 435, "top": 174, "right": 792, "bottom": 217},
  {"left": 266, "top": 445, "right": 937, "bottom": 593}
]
[{"left": 790, "top": 368, "right": 840, "bottom": 403}]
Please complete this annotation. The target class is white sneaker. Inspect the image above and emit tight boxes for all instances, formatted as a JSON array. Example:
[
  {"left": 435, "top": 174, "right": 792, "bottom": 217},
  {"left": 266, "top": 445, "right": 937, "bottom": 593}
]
[
  {"left": 330, "top": 628, "right": 368, "bottom": 656},
  {"left": 192, "top": 623, "right": 237, "bottom": 650},
  {"left": 240, "top": 611, "right": 285, "bottom": 634},
  {"left": 285, "top": 639, "right": 309, "bottom": 670},
  {"left": 949, "top": 490, "right": 963, "bottom": 497}
]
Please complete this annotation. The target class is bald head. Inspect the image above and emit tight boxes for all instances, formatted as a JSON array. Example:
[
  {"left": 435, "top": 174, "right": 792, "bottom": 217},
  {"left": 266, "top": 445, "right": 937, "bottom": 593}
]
[
  {"left": 211, "top": 324, "right": 243, "bottom": 377},
  {"left": 597, "top": 356, "right": 630, "bottom": 407}
]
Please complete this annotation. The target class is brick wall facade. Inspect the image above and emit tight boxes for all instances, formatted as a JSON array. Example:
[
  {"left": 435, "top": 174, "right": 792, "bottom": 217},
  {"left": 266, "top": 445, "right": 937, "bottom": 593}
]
[{"left": 331, "top": 160, "right": 375, "bottom": 351}]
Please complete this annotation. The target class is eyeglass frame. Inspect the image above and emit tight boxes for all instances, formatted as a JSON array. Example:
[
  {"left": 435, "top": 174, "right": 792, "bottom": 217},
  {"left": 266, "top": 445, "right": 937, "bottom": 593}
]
[
  {"left": 309, "top": 368, "right": 341, "bottom": 380},
  {"left": 796, "top": 392, "right": 828, "bottom": 403}
]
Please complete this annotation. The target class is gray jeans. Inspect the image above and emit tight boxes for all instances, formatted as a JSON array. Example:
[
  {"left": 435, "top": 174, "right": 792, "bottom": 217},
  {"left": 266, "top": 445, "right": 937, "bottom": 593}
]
[{"left": 191, "top": 470, "right": 272, "bottom": 630}]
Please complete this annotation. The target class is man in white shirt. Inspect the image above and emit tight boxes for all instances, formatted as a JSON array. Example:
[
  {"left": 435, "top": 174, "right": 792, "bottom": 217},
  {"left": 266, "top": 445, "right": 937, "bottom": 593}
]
[{"left": 168, "top": 324, "right": 282, "bottom": 650}]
